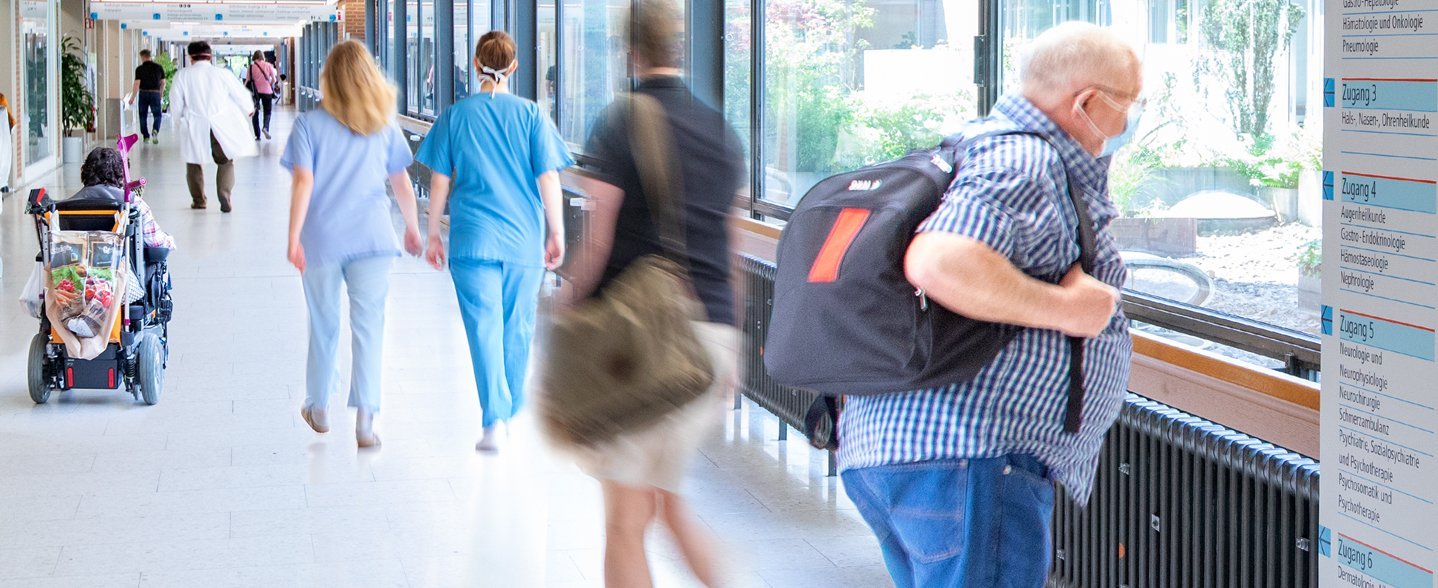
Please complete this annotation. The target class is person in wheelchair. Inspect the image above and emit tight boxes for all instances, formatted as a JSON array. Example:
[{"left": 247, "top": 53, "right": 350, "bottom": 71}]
[{"left": 50, "top": 147, "right": 175, "bottom": 309}]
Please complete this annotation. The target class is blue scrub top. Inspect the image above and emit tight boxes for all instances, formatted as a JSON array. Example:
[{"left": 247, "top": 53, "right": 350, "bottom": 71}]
[
  {"left": 280, "top": 110, "right": 414, "bottom": 267},
  {"left": 416, "top": 93, "right": 574, "bottom": 267}
]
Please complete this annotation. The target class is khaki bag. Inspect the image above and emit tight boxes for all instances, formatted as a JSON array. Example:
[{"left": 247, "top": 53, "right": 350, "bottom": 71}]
[{"left": 539, "top": 94, "right": 714, "bottom": 448}]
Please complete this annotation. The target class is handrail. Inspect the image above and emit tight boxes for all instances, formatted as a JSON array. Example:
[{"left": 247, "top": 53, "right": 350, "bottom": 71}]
[{"left": 1121, "top": 292, "right": 1321, "bottom": 377}]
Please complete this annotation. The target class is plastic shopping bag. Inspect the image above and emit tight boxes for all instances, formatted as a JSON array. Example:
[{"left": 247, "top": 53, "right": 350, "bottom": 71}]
[
  {"left": 45, "top": 231, "right": 127, "bottom": 359},
  {"left": 19, "top": 261, "right": 43, "bottom": 318}
]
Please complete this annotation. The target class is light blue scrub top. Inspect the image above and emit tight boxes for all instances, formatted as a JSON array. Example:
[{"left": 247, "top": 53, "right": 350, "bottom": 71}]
[
  {"left": 416, "top": 93, "right": 574, "bottom": 267},
  {"left": 280, "top": 110, "right": 414, "bottom": 267}
]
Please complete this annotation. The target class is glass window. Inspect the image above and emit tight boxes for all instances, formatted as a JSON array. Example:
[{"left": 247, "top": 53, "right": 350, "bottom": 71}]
[
  {"left": 559, "top": 0, "right": 631, "bottom": 146},
  {"left": 759, "top": 0, "right": 982, "bottom": 207},
  {"left": 419, "top": 0, "right": 436, "bottom": 115},
  {"left": 453, "top": 0, "right": 495, "bottom": 102},
  {"left": 406, "top": 0, "right": 420, "bottom": 113},
  {"left": 386, "top": 0, "right": 398, "bottom": 82},
  {"left": 1000, "top": 1, "right": 1322, "bottom": 340},
  {"left": 724, "top": 0, "right": 752, "bottom": 184},
  {"left": 22, "top": 0, "right": 54, "bottom": 165},
  {"left": 537, "top": 0, "right": 557, "bottom": 123}
]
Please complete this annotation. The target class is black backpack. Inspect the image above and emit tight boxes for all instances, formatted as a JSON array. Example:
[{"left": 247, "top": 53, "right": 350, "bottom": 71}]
[{"left": 762, "top": 129, "right": 1097, "bottom": 447}]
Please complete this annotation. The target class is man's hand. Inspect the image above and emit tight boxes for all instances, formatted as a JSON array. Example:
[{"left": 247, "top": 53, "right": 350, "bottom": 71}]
[{"left": 1057, "top": 265, "right": 1120, "bottom": 338}]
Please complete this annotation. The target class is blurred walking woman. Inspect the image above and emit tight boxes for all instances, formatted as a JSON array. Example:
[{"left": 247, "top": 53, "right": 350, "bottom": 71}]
[
  {"left": 417, "top": 31, "right": 573, "bottom": 452},
  {"left": 283, "top": 40, "right": 423, "bottom": 448}
]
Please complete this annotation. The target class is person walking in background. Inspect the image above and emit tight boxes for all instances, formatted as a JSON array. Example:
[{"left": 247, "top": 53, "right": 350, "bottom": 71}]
[
  {"left": 248, "top": 51, "right": 278, "bottom": 141},
  {"left": 169, "top": 41, "right": 256, "bottom": 212},
  {"left": 837, "top": 22, "right": 1139, "bottom": 587},
  {"left": 559, "top": 1, "right": 745, "bottom": 584},
  {"left": 417, "top": 30, "right": 572, "bottom": 453},
  {"left": 282, "top": 40, "right": 423, "bottom": 449},
  {"left": 130, "top": 50, "right": 166, "bottom": 145}
]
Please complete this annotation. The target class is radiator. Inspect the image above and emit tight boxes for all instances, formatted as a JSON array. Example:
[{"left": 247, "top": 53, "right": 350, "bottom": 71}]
[
  {"left": 738, "top": 255, "right": 835, "bottom": 449},
  {"left": 1050, "top": 395, "right": 1321, "bottom": 588},
  {"left": 735, "top": 255, "right": 1322, "bottom": 584}
]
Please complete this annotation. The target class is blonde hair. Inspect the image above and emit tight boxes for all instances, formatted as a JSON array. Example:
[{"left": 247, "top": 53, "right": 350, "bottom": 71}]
[{"left": 320, "top": 41, "right": 397, "bottom": 135}]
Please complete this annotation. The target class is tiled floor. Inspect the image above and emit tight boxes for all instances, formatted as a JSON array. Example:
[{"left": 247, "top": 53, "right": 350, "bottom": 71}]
[{"left": 0, "top": 110, "right": 890, "bottom": 587}]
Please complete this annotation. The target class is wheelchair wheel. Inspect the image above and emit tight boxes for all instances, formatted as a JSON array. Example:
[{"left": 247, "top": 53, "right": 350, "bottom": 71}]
[
  {"left": 27, "top": 334, "right": 51, "bottom": 405},
  {"left": 137, "top": 332, "right": 164, "bottom": 406}
]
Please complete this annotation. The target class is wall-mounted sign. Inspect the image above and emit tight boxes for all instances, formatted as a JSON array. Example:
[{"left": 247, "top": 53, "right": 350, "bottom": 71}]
[
  {"left": 90, "top": 2, "right": 335, "bottom": 26},
  {"left": 1321, "top": 1, "right": 1438, "bottom": 587}
]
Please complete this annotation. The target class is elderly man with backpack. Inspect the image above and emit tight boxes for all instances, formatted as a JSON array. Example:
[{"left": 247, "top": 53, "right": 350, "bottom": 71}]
[{"left": 766, "top": 22, "right": 1141, "bottom": 587}]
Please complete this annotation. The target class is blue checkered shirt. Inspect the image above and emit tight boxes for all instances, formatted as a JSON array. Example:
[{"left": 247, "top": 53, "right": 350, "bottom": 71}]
[{"left": 836, "top": 95, "right": 1132, "bottom": 504}]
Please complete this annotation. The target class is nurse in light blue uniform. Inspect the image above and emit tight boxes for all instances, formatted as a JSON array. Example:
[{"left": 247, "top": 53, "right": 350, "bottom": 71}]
[{"left": 418, "top": 30, "right": 573, "bottom": 452}]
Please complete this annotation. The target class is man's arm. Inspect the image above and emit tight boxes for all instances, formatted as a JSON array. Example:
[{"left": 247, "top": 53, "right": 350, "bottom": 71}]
[{"left": 905, "top": 232, "right": 1118, "bottom": 338}]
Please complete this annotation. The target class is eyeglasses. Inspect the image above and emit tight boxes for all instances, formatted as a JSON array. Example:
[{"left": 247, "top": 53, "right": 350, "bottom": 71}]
[{"left": 1089, "top": 84, "right": 1147, "bottom": 110}]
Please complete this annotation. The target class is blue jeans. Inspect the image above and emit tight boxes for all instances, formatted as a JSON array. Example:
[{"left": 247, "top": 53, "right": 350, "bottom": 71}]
[
  {"left": 137, "top": 92, "right": 162, "bottom": 138},
  {"left": 301, "top": 255, "right": 394, "bottom": 413},
  {"left": 450, "top": 258, "right": 544, "bottom": 427},
  {"left": 842, "top": 455, "right": 1055, "bottom": 588}
]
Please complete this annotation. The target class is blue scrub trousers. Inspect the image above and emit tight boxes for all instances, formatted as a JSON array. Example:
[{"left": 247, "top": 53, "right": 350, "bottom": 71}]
[
  {"left": 450, "top": 258, "right": 545, "bottom": 427},
  {"left": 301, "top": 255, "right": 394, "bottom": 414}
]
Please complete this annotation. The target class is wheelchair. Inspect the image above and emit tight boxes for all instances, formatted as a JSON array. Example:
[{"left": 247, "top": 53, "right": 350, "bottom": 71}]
[{"left": 24, "top": 135, "right": 172, "bottom": 405}]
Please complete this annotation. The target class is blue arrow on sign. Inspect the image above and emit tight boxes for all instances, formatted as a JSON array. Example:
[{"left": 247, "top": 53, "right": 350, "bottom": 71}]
[
  {"left": 1318, "top": 526, "right": 1332, "bottom": 558},
  {"left": 1324, "top": 78, "right": 1336, "bottom": 108},
  {"left": 120, "top": 23, "right": 127, "bottom": 29},
  {"left": 1321, "top": 306, "right": 1334, "bottom": 336},
  {"left": 90, "top": 12, "right": 97, "bottom": 19},
  {"left": 152, "top": 13, "right": 160, "bottom": 19},
  {"left": 1323, "top": 171, "right": 1335, "bottom": 201}
]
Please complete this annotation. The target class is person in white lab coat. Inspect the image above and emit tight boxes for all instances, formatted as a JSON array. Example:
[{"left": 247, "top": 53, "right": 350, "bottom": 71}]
[{"left": 169, "top": 41, "right": 256, "bottom": 213}]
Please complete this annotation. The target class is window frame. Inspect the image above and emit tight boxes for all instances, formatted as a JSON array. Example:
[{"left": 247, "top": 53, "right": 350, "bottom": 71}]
[{"left": 353, "top": 0, "right": 1324, "bottom": 377}]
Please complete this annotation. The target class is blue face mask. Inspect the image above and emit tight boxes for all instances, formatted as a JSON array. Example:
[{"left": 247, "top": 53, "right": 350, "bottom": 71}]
[
  {"left": 1078, "top": 91, "right": 1144, "bottom": 158},
  {"left": 1100, "top": 102, "right": 1145, "bottom": 158}
]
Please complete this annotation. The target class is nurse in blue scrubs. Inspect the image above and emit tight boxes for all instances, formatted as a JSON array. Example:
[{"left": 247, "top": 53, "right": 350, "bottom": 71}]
[{"left": 418, "top": 30, "right": 574, "bottom": 452}]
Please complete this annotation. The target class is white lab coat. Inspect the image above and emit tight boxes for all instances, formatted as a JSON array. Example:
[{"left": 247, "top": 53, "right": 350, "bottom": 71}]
[{"left": 168, "top": 61, "right": 257, "bottom": 165}]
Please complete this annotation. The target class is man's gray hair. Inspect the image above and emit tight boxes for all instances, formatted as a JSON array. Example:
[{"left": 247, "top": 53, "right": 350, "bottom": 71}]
[{"left": 1020, "top": 22, "right": 1140, "bottom": 100}]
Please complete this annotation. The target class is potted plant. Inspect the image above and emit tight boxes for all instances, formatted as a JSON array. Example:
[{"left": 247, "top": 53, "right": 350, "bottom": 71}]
[
  {"left": 154, "top": 52, "right": 178, "bottom": 111},
  {"left": 1296, "top": 238, "right": 1321, "bottom": 312},
  {"left": 1294, "top": 125, "right": 1324, "bottom": 227},
  {"left": 1107, "top": 147, "right": 1200, "bottom": 256},
  {"left": 59, "top": 36, "right": 94, "bottom": 163},
  {"left": 1250, "top": 155, "right": 1302, "bottom": 222}
]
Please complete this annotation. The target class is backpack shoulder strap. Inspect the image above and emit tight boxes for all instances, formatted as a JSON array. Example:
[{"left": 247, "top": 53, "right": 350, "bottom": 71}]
[
  {"left": 946, "top": 126, "right": 1098, "bottom": 435},
  {"left": 626, "top": 93, "right": 691, "bottom": 271}
]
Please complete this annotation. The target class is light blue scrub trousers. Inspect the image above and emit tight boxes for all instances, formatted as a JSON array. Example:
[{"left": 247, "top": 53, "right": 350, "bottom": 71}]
[
  {"left": 450, "top": 258, "right": 545, "bottom": 427},
  {"left": 301, "top": 255, "right": 394, "bottom": 414}
]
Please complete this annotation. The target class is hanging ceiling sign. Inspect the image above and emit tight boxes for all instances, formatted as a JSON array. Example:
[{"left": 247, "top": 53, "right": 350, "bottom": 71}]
[
  {"left": 144, "top": 23, "right": 302, "bottom": 38},
  {"left": 90, "top": 2, "right": 336, "bottom": 25}
]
